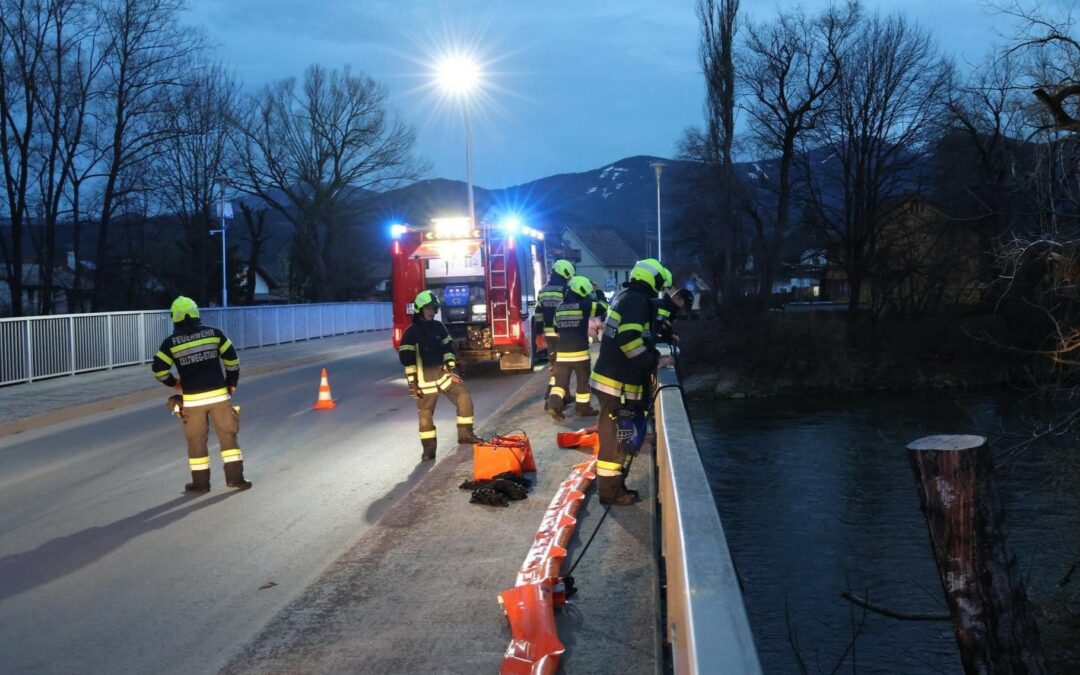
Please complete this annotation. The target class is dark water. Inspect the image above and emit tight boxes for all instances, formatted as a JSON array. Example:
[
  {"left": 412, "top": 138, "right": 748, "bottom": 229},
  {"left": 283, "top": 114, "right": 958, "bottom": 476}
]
[{"left": 688, "top": 392, "right": 1080, "bottom": 675}]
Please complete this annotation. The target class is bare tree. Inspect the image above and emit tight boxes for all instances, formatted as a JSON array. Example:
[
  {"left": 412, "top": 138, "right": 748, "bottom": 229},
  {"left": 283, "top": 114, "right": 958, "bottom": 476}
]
[
  {"left": 234, "top": 64, "right": 424, "bottom": 302},
  {"left": 88, "top": 0, "right": 200, "bottom": 311},
  {"left": 695, "top": 0, "right": 740, "bottom": 305},
  {"left": 29, "top": 0, "right": 105, "bottom": 313},
  {"left": 0, "top": 0, "right": 50, "bottom": 316},
  {"left": 153, "top": 60, "right": 236, "bottom": 303},
  {"left": 805, "top": 12, "right": 950, "bottom": 344},
  {"left": 739, "top": 1, "right": 859, "bottom": 305}
]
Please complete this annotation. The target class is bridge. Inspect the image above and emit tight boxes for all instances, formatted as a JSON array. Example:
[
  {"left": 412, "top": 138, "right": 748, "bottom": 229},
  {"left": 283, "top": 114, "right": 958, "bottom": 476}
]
[{"left": 0, "top": 303, "right": 758, "bottom": 674}]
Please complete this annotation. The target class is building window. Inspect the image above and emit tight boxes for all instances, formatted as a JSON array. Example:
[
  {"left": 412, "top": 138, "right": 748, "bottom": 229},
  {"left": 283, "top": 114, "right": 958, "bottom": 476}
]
[{"left": 624, "top": 270, "right": 629, "bottom": 283}]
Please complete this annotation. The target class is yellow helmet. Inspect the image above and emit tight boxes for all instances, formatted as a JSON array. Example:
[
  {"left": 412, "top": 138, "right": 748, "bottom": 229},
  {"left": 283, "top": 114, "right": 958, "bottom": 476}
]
[
  {"left": 567, "top": 275, "right": 592, "bottom": 298},
  {"left": 413, "top": 290, "right": 440, "bottom": 313},
  {"left": 630, "top": 259, "right": 666, "bottom": 293},
  {"left": 552, "top": 259, "right": 575, "bottom": 280},
  {"left": 170, "top": 296, "right": 200, "bottom": 323},
  {"left": 659, "top": 265, "right": 673, "bottom": 290}
]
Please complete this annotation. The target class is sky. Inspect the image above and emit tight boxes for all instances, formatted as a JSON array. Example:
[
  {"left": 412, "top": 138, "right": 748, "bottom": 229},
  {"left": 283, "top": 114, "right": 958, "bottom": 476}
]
[{"left": 184, "top": 0, "right": 1038, "bottom": 190}]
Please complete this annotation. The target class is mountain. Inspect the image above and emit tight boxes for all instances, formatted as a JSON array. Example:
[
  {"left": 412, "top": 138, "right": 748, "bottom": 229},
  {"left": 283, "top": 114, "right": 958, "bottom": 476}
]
[
  {"left": 236, "top": 146, "right": 931, "bottom": 284},
  {"left": 366, "top": 155, "right": 701, "bottom": 258}
]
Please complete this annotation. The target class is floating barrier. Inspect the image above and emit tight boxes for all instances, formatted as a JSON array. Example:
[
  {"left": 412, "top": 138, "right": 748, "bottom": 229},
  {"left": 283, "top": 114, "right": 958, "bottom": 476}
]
[{"left": 498, "top": 456, "right": 596, "bottom": 674}]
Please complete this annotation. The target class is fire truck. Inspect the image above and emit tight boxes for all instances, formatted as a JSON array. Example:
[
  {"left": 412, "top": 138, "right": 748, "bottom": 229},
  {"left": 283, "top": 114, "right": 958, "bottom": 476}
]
[{"left": 390, "top": 216, "right": 547, "bottom": 374}]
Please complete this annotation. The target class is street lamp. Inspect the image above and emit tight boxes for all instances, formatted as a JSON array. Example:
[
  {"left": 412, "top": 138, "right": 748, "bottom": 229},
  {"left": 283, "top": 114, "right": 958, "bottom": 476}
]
[
  {"left": 436, "top": 56, "right": 480, "bottom": 230},
  {"left": 211, "top": 176, "right": 229, "bottom": 308},
  {"left": 650, "top": 161, "right": 666, "bottom": 261}
]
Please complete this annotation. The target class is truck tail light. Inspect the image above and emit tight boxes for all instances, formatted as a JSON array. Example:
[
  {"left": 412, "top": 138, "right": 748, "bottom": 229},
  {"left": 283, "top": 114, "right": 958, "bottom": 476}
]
[
  {"left": 512, "top": 322, "right": 521, "bottom": 339},
  {"left": 394, "top": 327, "right": 402, "bottom": 344}
]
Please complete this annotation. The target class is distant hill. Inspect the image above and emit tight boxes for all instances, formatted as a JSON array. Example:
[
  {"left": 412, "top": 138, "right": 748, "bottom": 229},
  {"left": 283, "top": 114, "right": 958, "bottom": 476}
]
[{"left": 365, "top": 155, "right": 702, "bottom": 258}]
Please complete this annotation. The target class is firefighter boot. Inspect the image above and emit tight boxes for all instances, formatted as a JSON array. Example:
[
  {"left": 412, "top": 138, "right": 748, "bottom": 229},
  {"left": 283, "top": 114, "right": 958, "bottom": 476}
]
[
  {"left": 421, "top": 438, "right": 437, "bottom": 461},
  {"left": 597, "top": 475, "right": 639, "bottom": 506},
  {"left": 458, "top": 424, "right": 483, "bottom": 445},
  {"left": 575, "top": 402, "right": 600, "bottom": 417},
  {"left": 547, "top": 396, "right": 566, "bottom": 422},
  {"left": 224, "top": 461, "right": 253, "bottom": 490},
  {"left": 185, "top": 469, "right": 211, "bottom": 493}
]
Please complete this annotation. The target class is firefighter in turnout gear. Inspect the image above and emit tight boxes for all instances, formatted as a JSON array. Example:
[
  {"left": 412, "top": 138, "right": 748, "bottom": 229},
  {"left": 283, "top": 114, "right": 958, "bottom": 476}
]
[
  {"left": 589, "top": 259, "right": 674, "bottom": 505},
  {"left": 538, "top": 258, "right": 576, "bottom": 406},
  {"left": 398, "top": 290, "right": 482, "bottom": 461},
  {"left": 547, "top": 276, "right": 601, "bottom": 422},
  {"left": 152, "top": 296, "right": 251, "bottom": 492}
]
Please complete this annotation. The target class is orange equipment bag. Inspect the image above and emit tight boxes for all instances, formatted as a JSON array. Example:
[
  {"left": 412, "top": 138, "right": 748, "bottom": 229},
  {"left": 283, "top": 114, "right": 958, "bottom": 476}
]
[{"left": 473, "top": 433, "right": 536, "bottom": 481}]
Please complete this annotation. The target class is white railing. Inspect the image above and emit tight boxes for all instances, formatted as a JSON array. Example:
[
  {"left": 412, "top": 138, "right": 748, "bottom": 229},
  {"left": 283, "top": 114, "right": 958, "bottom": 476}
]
[
  {"left": 655, "top": 345, "right": 763, "bottom": 674},
  {"left": 0, "top": 302, "right": 391, "bottom": 386}
]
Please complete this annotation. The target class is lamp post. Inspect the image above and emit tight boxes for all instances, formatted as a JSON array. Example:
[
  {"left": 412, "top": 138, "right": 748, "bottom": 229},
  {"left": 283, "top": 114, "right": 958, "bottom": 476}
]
[
  {"left": 650, "top": 161, "right": 666, "bottom": 261},
  {"left": 436, "top": 56, "right": 480, "bottom": 230},
  {"left": 211, "top": 175, "right": 229, "bottom": 307}
]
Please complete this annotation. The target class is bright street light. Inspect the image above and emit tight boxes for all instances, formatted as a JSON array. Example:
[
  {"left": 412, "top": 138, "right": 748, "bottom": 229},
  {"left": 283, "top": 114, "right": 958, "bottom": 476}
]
[
  {"left": 435, "top": 55, "right": 480, "bottom": 232},
  {"left": 650, "top": 162, "right": 666, "bottom": 261},
  {"left": 436, "top": 56, "right": 480, "bottom": 95}
]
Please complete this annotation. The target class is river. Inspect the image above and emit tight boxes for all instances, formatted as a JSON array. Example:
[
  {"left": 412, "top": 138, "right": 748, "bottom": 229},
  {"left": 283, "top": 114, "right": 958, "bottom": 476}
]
[{"left": 688, "top": 391, "right": 1080, "bottom": 674}]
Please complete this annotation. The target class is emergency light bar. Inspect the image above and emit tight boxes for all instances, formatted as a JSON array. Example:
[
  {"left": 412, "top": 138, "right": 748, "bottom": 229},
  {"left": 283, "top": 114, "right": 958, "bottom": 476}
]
[{"left": 432, "top": 217, "right": 474, "bottom": 238}]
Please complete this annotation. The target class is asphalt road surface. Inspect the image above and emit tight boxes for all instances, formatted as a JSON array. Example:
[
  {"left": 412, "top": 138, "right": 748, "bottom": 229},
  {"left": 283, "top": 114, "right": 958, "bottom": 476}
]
[{"left": 0, "top": 344, "right": 537, "bottom": 674}]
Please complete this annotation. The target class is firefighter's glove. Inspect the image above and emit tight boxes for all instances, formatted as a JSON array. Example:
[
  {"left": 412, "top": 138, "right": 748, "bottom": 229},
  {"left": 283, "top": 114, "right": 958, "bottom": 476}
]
[
  {"left": 408, "top": 380, "right": 423, "bottom": 400},
  {"left": 445, "top": 362, "right": 463, "bottom": 384}
]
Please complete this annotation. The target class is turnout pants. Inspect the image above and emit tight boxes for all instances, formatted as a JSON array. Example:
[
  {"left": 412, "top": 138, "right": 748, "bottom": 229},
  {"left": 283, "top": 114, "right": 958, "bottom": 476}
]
[
  {"left": 181, "top": 400, "right": 246, "bottom": 487},
  {"left": 547, "top": 360, "right": 593, "bottom": 414},
  {"left": 594, "top": 390, "right": 642, "bottom": 502},
  {"left": 543, "top": 335, "right": 560, "bottom": 407},
  {"left": 416, "top": 379, "right": 475, "bottom": 459}
]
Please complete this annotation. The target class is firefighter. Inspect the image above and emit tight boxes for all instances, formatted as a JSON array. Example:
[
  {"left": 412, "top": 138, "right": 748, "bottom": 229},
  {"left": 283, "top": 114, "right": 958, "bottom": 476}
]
[
  {"left": 537, "top": 258, "right": 576, "bottom": 405},
  {"left": 398, "top": 290, "right": 482, "bottom": 461},
  {"left": 547, "top": 275, "right": 602, "bottom": 421},
  {"left": 152, "top": 296, "right": 251, "bottom": 493},
  {"left": 589, "top": 259, "right": 674, "bottom": 505}
]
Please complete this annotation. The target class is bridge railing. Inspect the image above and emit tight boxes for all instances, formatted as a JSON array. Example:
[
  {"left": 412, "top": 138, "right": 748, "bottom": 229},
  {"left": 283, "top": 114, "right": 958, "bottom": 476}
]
[
  {"left": 655, "top": 346, "right": 762, "bottom": 674},
  {"left": 0, "top": 302, "right": 391, "bottom": 386}
]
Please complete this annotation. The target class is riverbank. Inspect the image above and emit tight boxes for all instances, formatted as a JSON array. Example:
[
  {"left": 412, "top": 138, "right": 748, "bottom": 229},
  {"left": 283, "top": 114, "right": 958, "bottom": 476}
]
[{"left": 676, "top": 313, "right": 1036, "bottom": 399}]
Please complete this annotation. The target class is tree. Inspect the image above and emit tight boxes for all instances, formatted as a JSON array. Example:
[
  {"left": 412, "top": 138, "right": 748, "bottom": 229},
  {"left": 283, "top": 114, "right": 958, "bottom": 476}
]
[
  {"left": 153, "top": 60, "right": 237, "bottom": 304},
  {"left": 805, "top": 12, "right": 950, "bottom": 344},
  {"left": 234, "top": 64, "right": 424, "bottom": 302},
  {"left": 89, "top": 0, "right": 200, "bottom": 311},
  {"left": 0, "top": 0, "right": 50, "bottom": 317},
  {"left": 237, "top": 201, "right": 269, "bottom": 305},
  {"left": 692, "top": 0, "right": 740, "bottom": 305},
  {"left": 30, "top": 0, "right": 105, "bottom": 314},
  {"left": 739, "top": 1, "right": 858, "bottom": 305}
]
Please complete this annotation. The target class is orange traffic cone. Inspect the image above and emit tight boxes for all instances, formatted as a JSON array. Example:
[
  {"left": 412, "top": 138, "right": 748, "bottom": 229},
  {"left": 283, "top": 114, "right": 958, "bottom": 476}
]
[{"left": 313, "top": 368, "right": 336, "bottom": 410}]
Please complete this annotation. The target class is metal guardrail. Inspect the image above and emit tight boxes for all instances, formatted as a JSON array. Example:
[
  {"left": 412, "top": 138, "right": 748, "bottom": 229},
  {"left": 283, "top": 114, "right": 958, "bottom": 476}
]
[
  {"left": 0, "top": 302, "right": 391, "bottom": 386},
  {"left": 655, "top": 347, "right": 763, "bottom": 674}
]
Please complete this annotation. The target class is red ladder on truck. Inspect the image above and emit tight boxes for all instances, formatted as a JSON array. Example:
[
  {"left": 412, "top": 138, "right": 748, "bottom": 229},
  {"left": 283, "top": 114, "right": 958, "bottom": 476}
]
[{"left": 487, "top": 237, "right": 511, "bottom": 340}]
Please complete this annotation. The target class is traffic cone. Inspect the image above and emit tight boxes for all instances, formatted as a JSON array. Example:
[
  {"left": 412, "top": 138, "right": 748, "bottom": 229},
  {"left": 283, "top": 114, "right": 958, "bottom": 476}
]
[{"left": 313, "top": 368, "right": 336, "bottom": 410}]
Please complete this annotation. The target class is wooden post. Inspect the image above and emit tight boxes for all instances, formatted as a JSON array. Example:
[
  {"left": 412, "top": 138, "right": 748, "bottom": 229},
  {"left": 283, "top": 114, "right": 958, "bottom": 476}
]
[{"left": 908, "top": 434, "right": 1048, "bottom": 675}]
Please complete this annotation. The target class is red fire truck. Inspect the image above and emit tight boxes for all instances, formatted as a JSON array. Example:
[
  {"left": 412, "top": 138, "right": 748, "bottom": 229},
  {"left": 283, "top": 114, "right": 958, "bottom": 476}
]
[{"left": 390, "top": 216, "right": 547, "bottom": 374}]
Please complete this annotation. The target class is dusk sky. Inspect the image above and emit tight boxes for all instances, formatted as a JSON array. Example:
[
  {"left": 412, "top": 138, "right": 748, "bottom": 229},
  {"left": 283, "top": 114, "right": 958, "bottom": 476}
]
[{"left": 185, "top": 1, "right": 1030, "bottom": 190}]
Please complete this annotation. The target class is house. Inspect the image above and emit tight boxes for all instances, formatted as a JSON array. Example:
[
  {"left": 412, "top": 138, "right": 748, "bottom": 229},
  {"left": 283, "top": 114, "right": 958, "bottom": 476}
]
[
  {"left": 554, "top": 226, "right": 640, "bottom": 296},
  {"left": 772, "top": 249, "right": 826, "bottom": 301},
  {"left": 0, "top": 253, "right": 95, "bottom": 316},
  {"left": 825, "top": 194, "right": 981, "bottom": 311},
  {"left": 237, "top": 264, "right": 283, "bottom": 304}
]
